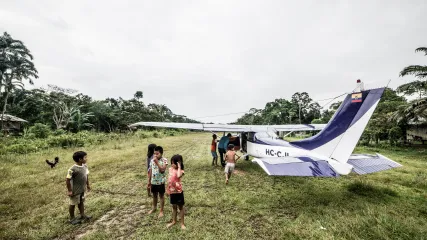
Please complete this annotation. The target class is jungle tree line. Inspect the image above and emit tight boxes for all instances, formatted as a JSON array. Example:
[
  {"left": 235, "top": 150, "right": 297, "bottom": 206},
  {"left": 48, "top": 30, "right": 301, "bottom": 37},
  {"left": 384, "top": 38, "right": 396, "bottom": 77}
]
[{"left": 2, "top": 86, "right": 200, "bottom": 133}]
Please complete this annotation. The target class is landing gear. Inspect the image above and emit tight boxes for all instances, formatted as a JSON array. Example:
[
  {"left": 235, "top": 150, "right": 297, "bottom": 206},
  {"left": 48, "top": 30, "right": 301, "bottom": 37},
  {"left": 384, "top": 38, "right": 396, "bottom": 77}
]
[{"left": 240, "top": 153, "right": 249, "bottom": 161}]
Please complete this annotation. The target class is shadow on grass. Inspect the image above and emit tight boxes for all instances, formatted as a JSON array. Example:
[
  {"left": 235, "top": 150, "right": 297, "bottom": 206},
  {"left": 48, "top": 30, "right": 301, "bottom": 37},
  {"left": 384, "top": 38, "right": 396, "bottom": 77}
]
[{"left": 347, "top": 180, "right": 398, "bottom": 199}]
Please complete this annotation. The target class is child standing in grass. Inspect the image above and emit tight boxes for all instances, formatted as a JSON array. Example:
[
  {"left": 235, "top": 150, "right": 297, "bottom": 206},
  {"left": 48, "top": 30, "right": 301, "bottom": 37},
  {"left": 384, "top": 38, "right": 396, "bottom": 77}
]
[
  {"left": 224, "top": 144, "right": 240, "bottom": 184},
  {"left": 211, "top": 134, "right": 218, "bottom": 166},
  {"left": 147, "top": 146, "right": 168, "bottom": 218},
  {"left": 146, "top": 143, "right": 157, "bottom": 197},
  {"left": 166, "top": 154, "right": 186, "bottom": 230},
  {"left": 66, "top": 151, "right": 92, "bottom": 225}
]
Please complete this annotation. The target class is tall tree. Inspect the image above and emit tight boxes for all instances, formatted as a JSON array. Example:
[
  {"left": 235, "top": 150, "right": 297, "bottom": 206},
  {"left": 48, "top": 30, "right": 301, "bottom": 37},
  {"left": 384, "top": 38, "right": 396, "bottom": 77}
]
[
  {"left": 362, "top": 88, "right": 407, "bottom": 144},
  {"left": 0, "top": 32, "right": 38, "bottom": 133},
  {"left": 395, "top": 46, "right": 427, "bottom": 124},
  {"left": 134, "top": 91, "right": 143, "bottom": 100},
  {"left": 291, "top": 92, "right": 312, "bottom": 124}
]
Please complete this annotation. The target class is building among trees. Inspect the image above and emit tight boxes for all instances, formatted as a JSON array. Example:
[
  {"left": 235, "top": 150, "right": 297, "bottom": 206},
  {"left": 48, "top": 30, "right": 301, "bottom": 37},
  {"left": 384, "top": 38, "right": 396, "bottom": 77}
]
[
  {"left": 0, "top": 114, "right": 27, "bottom": 134},
  {"left": 407, "top": 118, "right": 427, "bottom": 144}
]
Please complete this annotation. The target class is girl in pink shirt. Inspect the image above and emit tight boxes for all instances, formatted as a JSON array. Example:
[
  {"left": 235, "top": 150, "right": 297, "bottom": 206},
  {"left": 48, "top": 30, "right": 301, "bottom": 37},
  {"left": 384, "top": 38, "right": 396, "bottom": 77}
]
[{"left": 166, "top": 154, "right": 186, "bottom": 230}]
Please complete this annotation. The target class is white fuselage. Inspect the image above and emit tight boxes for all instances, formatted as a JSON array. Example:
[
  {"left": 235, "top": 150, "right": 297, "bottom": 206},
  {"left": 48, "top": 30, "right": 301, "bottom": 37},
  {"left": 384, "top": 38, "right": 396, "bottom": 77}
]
[{"left": 246, "top": 141, "right": 321, "bottom": 159}]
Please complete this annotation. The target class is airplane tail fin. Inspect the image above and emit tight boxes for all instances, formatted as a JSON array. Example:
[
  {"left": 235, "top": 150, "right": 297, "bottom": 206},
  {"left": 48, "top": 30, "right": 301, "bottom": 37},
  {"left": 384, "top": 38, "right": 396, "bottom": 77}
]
[{"left": 291, "top": 87, "right": 385, "bottom": 163}]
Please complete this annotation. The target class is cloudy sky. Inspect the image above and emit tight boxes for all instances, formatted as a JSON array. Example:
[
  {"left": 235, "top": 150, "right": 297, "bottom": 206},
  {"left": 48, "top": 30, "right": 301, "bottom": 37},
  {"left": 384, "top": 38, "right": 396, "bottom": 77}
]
[{"left": 1, "top": 0, "right": 426, "bottom": 123}]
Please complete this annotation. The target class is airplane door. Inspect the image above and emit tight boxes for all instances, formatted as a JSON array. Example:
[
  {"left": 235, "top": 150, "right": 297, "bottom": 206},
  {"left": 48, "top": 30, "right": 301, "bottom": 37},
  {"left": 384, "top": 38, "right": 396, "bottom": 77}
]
[
  {"left": 241, "top": 132, "right": 250, "bottom": 160},
  {"left": 241, "top": 132, "right": 247, "bottom": 152}
]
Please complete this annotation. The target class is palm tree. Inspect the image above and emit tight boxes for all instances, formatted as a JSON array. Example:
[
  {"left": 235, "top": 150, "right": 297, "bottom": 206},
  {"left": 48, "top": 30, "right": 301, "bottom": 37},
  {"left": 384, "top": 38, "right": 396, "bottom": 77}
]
[
  {"left": 70, "top": 108, "right": 94, "bottom": 131},
  {"left": 0, "top": 32, "right": 38, "bottom": 133},
  {"left": 396, "top": 81, "right": 427, "bottom": 99},
  {"left": 393, "top": 47, "right": 427, "bottom": 125},
  {"left": 399, "top": 47, "right": 427, "bottom": 79},
  {"left": 391, "top": 98, "right": 427, "bottom": 124}
]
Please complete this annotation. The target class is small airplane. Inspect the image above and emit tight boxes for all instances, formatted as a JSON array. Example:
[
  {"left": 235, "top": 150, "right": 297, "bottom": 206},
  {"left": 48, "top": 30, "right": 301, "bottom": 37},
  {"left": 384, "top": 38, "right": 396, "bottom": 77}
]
[{"left": 129, "top": 82, "right": 402, "bottom": 177}]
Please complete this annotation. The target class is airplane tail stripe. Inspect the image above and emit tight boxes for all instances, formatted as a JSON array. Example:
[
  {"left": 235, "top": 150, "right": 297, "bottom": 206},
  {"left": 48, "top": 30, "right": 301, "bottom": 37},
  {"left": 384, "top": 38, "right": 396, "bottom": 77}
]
[{"left": 290, "top": 88, "right": 384, "bottom": 151}]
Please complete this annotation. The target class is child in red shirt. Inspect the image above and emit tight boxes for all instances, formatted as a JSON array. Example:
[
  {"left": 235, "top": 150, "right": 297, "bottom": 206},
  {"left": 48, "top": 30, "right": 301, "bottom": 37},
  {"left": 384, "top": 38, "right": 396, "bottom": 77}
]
[
  {"left": 166, "top": 154, "right": 186, "bottom": 230},
  {"left": 211, "top": 134, "right": 218, "bottom": 166}
]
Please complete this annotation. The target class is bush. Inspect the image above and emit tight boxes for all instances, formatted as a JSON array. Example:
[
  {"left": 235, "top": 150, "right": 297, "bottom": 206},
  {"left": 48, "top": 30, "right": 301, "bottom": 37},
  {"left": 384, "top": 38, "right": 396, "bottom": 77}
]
[
  {"left": 53, "top": 129, "right": 67, "bottom": 136},
  {"left": 153, "top": 131, "right": 164, "bottom": 138},
  {"left": 311, "top": 119, "right": 323, "bottom": 124},
  {"left": 28, "top": 123, "right": 51, "bottom": 138},
  {"left": 47, "top": 134, "right": 85, "bottom": 148},
  {"left": 0, "top": 129, "right": 186, "bottom": 155},
  {"left": 6, "top": 143, "right": 38, "bottom": 154},
  {"left": 134, "top": 130, "right": 152, "bottom": 139}
]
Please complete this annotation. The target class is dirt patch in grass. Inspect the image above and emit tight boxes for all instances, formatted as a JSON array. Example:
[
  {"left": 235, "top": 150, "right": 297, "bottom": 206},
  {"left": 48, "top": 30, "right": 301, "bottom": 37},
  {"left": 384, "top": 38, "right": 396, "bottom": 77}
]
[
  {"left": 74, "top": 205, "right": 147, "bottom": 239},
  {"left": 233, "top": 169, "right": 246, "bottom": 176}
]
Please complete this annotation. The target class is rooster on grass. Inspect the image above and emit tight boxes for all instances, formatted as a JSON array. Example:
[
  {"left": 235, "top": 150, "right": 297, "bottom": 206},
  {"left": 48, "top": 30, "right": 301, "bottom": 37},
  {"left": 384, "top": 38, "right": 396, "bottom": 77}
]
[{"left": 46, "top": 157, "right": 59, "bottom": 168}]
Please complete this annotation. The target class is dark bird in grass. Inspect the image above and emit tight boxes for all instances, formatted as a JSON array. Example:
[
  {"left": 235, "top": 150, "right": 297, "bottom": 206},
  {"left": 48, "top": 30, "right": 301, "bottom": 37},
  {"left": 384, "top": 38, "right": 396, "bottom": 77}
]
[{"left": 46, "top": 157, "right": 59, "bottom": 168}]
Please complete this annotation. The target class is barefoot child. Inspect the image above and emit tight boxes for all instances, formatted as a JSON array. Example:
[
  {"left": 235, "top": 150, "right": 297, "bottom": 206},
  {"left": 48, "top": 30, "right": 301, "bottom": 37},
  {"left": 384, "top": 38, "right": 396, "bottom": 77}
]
[
  {"left": 147, "top": 146, "right": 168, "bottom": 218},
  {"left": 146, "top": 143, "right": 157, "bottom": 197},
  {"left": 166, "top": 154, "right": 186, "bottom": 230},
  {"left": 66, "top": 151, "right": 92, "bottom": 224},
  {"left": 211, "top": 134, "right": 218, "bottom": 166},
  {"left": 224, "top": 144, "right": 240, "bottom": 184}
]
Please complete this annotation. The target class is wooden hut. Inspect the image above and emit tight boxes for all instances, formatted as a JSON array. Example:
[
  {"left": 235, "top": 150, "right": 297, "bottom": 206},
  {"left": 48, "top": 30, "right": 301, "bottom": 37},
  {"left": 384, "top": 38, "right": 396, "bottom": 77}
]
[{"left": 0, "top": 114, "right": 28, "bottom": 134}]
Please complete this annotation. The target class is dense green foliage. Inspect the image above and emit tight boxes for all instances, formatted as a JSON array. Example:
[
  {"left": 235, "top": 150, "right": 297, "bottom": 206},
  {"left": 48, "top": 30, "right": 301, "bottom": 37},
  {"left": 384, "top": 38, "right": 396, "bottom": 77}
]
[
  {"left": 0, "top": 127, "right": 186, "bottom": 155},
  {"left": 234, "top": 92, "right": 325, "bottom": 125},
  {"left": 360, "top": 88, "right": 408, "bottom": 145},
  {"left": 1, "top": 86, "right": 199, "bottom": 133}
]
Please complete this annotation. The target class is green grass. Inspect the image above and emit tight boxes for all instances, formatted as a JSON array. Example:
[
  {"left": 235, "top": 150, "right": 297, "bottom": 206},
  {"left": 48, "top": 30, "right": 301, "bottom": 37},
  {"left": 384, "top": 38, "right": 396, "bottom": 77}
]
[{"left": 1, "top": 133, "right": 427, "bottom": 239}]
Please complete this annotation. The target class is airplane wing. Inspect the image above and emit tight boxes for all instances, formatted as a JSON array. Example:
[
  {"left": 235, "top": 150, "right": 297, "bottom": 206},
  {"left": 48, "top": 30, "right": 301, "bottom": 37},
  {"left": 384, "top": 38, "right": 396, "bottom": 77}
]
[
  {"left": 128, "top": 122, "right": 326, "bottom": 132},
  {"left": 252, "top": 156, "right": 339, "bottom": 177}
]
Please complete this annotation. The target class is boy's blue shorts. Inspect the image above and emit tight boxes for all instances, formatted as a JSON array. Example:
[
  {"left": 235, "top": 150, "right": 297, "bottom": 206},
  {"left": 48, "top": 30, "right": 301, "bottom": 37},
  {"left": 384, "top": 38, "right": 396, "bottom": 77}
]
[{"left": 211, "top": 151, "right": 218, "bottom": 157}]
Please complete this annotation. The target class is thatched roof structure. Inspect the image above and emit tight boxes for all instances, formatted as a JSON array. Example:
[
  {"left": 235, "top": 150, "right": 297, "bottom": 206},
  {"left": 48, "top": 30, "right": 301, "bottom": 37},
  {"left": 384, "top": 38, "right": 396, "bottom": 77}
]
[{"left": 0, "top": 114, "right": 28, "bottom": 122}]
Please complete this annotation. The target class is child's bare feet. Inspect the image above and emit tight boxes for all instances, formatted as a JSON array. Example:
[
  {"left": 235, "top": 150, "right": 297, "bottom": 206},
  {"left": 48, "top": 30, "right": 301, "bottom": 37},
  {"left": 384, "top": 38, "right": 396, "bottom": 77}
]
[
  {"left": 225, "top": 179, "right": 228, "bottom": 184},
  {"left": 158, "top": 211, "right": 164, "bottom": 218},
  {"left": 148, "top": 209, "right": 156, "bottom": 214},
  {"left": 181, "top": 224, "right": 186, "bottom": 230},
  {"left": 167, "top": 221, "right": 176, "bottom": 228}
]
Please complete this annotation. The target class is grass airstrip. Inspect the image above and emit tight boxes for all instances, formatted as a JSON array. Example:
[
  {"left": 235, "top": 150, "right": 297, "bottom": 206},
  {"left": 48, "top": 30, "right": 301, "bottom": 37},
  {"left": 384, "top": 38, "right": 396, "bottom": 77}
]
[{"left": 1, "top": 133, "right": 426, "bottom": 239}]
